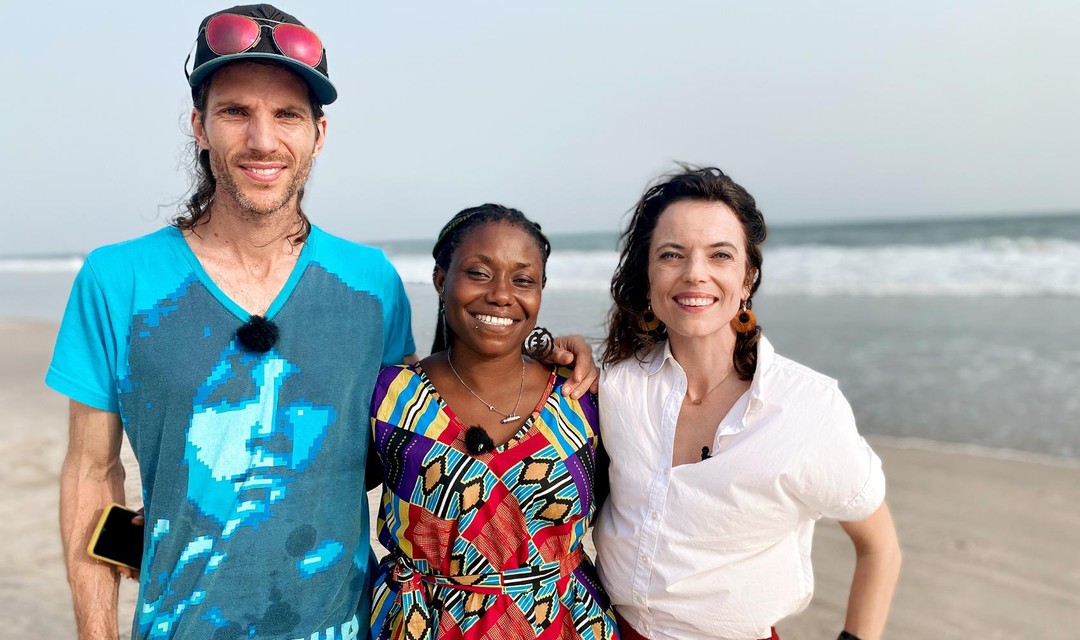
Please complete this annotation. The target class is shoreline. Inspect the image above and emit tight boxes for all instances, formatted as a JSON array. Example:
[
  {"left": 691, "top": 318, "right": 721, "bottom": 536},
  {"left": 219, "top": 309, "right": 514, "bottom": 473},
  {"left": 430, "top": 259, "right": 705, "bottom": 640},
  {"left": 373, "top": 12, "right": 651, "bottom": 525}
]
[
  {"left": 6, "top": 318, "right": 1080, "bottom": 639},
  {"left": 867, "top": 434, "right": 1080, "bottom": 470}
]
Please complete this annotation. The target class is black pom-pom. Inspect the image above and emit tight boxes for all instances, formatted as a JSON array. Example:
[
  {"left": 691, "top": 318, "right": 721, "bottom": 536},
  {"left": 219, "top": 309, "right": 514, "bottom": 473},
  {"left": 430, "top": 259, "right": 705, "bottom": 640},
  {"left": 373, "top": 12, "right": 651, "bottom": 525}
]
[
  {"left": 464, "top": 425, "right": 495, "bottom": 456},
  {"left": 236, "top": 315, "right": 279, "bottom": 352}
]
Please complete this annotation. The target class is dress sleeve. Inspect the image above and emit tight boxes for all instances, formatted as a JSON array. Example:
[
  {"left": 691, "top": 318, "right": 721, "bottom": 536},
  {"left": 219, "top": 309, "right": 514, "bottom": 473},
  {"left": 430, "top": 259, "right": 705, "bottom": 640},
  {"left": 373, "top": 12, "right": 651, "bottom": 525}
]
[
  {"left": 797, "top": 390, "right": 886, "bottom": 522},
  {"left": 580, "top": 386, "right": 610, "bottom": 517},
  {"left": 592, "top": 439, "right": 611, "bottom": 518},
  {"left": 45, "top": 257, "right": 119, "bottom": 413}
]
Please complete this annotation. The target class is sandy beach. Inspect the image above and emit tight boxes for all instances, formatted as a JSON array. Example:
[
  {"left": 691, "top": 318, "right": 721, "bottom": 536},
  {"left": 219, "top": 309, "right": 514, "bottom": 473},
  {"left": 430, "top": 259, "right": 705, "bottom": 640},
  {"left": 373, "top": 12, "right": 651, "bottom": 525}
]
[{"left": 4, "top": 318, "right": 1079, "bottom": 639}]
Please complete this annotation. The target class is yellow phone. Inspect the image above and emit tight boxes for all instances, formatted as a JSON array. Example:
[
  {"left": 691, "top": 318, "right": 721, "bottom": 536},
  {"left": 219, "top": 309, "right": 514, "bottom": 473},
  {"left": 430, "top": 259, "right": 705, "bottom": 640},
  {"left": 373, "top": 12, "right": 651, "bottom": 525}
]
[{"left": 87, "top": 503, "right": 144, "bottom": 570}]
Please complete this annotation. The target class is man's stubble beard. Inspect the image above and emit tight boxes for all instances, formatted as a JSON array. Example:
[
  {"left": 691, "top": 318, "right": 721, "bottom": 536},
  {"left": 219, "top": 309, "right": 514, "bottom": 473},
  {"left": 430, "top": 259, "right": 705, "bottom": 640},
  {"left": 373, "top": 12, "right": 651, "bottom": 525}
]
[{"left": 210, "top": 147, "right": 315, "bottom": 221}]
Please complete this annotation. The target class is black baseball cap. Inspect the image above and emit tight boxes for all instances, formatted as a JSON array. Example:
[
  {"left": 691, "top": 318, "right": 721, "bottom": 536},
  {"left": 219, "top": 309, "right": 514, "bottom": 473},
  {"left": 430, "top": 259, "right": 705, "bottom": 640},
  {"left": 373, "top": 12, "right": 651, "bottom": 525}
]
[{"left": 186, "top": 4, "right": 337, "bottom": 105}]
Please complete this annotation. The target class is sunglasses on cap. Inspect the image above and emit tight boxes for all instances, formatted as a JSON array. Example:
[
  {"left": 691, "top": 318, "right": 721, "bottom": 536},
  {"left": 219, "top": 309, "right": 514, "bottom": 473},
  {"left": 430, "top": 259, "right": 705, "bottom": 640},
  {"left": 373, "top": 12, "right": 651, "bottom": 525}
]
[{"left": 186, "top": 13, "right": 324, "bottom": 77}]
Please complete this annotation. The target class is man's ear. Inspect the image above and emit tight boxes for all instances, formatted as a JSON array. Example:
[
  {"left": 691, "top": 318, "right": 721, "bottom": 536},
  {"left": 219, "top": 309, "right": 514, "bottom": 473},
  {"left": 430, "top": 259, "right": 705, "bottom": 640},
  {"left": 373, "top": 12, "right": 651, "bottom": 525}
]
[
  {"left": 191, "top": 109, "right": 209, "bottom": 150},
  {"left": 312, "top": 116, "right": 328, "bottom": 157}
]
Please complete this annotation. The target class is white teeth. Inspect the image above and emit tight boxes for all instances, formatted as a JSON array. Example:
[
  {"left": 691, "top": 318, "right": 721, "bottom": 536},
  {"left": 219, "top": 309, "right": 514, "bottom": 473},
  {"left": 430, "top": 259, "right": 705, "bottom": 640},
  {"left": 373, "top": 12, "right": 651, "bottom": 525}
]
[
  {"left": 475, "top": 314, "right": 513, "bottom": 326},
  {"left": 675, "top": 297, "right": 714, "bottom": 307},
  {"left": 248, "top": 167, "right": 280, "bottom": 175}
]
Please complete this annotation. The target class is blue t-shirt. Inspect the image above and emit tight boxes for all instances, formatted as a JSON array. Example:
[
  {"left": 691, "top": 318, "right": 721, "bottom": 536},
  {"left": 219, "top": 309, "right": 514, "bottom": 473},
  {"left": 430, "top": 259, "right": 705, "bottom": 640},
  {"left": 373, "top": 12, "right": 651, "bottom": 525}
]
[{"left": 47, "top": 225, "right": 415, "bottom": 640}]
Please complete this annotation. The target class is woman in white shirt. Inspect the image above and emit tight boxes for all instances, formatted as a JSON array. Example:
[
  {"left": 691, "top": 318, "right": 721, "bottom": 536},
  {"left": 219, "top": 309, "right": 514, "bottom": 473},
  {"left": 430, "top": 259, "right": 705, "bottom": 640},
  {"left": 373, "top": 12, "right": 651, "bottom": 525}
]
[{"left": 593, "top": 166, "right": 901, "bottom": 640}]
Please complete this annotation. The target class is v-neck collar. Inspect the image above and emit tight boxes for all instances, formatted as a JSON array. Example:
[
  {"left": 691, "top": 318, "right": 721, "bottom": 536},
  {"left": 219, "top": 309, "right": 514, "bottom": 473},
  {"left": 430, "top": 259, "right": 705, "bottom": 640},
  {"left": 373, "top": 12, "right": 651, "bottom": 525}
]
[
  {"left": 166, "top": 225, "right": 317, "bottom": 322},
  {"left": 412, "top": 361, "right": 557, "bottom": 453}
]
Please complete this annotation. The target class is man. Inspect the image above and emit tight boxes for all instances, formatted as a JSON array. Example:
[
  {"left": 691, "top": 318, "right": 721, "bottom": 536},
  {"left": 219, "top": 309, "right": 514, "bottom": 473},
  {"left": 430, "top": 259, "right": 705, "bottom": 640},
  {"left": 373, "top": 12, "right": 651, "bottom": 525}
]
[{"left": 47, "top": 5, "right": 594, "bottom": 639}]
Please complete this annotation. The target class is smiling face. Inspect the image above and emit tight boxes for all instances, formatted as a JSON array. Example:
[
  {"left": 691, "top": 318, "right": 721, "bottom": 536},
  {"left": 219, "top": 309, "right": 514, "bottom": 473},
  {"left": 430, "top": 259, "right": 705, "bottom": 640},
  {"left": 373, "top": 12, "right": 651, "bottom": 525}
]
[
  {"left": 184, "top": 345, "right": 332, "bottom": 538},
  {"left": 192, "top": 62, "right": 327, "bottom": 219},
  {"left": 435, "top": 221, "right": 544, "bottom": 359},
  {"left": 647, "top": 199, "right": 754, "bottom": 343}
]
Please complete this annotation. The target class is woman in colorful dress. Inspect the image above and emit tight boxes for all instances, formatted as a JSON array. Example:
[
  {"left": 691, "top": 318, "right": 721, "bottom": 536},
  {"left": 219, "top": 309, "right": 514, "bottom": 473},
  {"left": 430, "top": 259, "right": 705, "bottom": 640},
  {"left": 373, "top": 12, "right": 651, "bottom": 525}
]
[
  {"left": 594, "top": 167, "right": 901, "bottom": 640},
  {"left": 369, "top": 204, "right": 619, "bottom": 640}
]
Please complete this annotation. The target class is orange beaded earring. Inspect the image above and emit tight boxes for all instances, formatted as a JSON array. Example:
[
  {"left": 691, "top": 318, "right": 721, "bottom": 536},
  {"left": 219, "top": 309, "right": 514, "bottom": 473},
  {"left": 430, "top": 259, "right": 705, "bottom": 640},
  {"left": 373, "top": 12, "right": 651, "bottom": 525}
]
[
  {"left": 637, "top": 306, "right": 661, "bottom": 332},
  {"left": 731, "top": 300, "right": 757, "bottom": 333}
]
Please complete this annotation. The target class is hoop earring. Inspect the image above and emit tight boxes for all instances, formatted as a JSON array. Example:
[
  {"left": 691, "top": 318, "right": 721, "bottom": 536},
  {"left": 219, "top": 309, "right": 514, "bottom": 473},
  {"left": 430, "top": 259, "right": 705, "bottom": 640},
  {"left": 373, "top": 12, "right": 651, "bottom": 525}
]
[
  {"left": 522, "top": 326, "right": 555, "bottom": 361},
  {"left": 731, "top": 300, "right": 757, "bottom": 333},
  {"left": 637, "top": 306, "right": 661, "bottom": 332}
]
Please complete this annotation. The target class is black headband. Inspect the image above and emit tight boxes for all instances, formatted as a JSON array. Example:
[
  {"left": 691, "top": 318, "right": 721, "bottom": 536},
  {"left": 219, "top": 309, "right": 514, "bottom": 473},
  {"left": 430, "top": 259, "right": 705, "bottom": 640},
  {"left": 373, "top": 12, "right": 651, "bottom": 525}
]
[{"left": 431, "top": 209, "right": 483, "bottom": 260}]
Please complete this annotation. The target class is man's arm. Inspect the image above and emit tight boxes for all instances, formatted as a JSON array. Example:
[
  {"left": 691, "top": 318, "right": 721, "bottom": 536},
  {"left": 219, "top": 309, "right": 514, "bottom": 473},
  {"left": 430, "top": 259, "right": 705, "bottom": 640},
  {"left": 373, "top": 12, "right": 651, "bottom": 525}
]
[
  {"left": 548, "top": 335, "right": 599, "bottom": 400},
  {"left": 839, "top": 500, "right": 902, "bottom": 640},
  {"left": 60, "top": 400, "right": 127, "bottom": 640}
]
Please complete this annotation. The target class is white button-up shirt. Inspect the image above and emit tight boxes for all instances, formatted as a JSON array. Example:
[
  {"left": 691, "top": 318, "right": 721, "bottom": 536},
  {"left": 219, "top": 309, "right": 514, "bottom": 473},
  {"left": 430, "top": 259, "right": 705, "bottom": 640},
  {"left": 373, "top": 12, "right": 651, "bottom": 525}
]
[{"left": 594, "top": 336, "right": 885, "bottom": 640}]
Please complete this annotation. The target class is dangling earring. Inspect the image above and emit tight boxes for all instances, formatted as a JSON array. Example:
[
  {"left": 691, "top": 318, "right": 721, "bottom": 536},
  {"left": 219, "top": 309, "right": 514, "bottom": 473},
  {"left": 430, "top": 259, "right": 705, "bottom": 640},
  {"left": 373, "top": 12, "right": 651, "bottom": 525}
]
[
  {"left": 637, "top": 306, "right": 661, "bottom": 332},
  {"left": 437, "top": 297, "right": 450, "bottom": 348},
  {"left": 731, "top": 299, "right": 757, "bottom": 333},
  {"left": 522, "top": 326, "right": 555, "bottom": 360}
]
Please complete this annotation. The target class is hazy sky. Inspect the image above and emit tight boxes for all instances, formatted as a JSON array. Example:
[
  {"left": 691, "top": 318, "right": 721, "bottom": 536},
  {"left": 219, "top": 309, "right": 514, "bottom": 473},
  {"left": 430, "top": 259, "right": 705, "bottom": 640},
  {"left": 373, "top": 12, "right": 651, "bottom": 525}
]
[{"left": 4, "top": 1, "right": 1078, "bottom": 255}]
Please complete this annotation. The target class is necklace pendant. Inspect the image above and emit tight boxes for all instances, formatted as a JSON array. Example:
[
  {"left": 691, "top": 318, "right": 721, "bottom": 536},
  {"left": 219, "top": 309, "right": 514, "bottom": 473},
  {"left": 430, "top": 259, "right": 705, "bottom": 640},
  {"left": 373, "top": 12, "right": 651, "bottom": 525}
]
[{"left": 500, "top": 414, "right": 521, "bottom": 424}]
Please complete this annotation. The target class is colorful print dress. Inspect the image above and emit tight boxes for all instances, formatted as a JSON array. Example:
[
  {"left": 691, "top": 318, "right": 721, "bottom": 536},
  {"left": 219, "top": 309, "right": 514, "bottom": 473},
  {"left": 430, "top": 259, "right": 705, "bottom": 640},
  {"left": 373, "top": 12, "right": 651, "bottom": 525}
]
[{"left": 369, "top": 363, "right": 619, "bottom": 640}]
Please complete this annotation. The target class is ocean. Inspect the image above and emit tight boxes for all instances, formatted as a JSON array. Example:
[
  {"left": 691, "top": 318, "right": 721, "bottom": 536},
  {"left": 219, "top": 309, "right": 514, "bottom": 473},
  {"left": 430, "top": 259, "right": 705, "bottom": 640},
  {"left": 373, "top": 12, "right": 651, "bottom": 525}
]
[{"left": 4, "top": 213, "right": 1079, "bottom": 459}]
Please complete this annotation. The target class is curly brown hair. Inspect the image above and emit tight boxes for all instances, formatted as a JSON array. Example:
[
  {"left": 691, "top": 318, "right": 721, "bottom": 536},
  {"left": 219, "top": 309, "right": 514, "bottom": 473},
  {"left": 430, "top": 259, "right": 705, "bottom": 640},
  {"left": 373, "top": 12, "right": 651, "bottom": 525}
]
[{"left": 602, "top": 165, "right": 767, "bottom": 380}]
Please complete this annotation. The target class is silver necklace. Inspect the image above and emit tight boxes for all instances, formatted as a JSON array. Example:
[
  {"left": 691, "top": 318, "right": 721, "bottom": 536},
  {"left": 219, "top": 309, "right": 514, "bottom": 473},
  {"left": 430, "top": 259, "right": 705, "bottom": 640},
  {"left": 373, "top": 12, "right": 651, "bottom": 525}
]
[{"left": 446, "top": 349, "right": 525, "bottom": 424}]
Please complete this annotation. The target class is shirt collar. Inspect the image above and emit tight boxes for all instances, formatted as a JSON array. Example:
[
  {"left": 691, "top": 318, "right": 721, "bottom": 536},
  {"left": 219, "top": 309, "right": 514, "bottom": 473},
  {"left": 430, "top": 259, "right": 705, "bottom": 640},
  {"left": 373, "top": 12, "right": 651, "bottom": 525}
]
[
  {"left": 748, "top": 335, "right": 774, "bottom": 411},
  {"left": 643, "top": 340, "right": 675, "bottom": 376}
]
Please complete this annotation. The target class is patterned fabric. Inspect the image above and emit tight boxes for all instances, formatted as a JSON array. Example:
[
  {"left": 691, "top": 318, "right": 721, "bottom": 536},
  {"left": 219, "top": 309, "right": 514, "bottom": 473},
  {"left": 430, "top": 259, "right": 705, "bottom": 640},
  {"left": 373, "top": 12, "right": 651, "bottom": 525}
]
[
  {"left": 369, "top": 363, "right": 619, "bottom": 640},
  {"left": 46, "top": 226, "right": 414, "bottom": 639}
]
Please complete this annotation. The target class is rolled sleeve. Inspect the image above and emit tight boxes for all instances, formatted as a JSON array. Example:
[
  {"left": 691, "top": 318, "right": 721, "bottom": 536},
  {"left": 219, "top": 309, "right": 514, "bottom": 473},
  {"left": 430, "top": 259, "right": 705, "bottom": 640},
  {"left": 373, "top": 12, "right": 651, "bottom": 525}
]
[
  {"left": 799, "top": 390, "right": 886, "bottom": 521},
  {"left": 829, "top": 439, "right": 885, "bottom": 521}
]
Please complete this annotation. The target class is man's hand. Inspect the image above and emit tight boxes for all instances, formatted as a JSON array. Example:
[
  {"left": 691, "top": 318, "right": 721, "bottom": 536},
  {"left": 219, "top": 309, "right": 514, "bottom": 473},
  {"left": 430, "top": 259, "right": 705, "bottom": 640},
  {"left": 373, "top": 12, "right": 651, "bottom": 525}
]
[
  {"left": 548, "top": 335, "right": 599, "bottom": 399},
  {"left": 116, "top": 509, "right": 145, "bottom": 582}
]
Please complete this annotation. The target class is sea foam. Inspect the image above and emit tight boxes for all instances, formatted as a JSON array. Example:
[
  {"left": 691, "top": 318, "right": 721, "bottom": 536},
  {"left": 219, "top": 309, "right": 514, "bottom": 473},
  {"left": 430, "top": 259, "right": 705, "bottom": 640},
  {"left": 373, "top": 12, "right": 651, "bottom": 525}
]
[
  {"left": 0, "top": 256, "right": 84, "bottom": 274},
  {"left": 6, "top": 236, "right": 1078, "bottom": 297},
  {"left": 388, "top": 236, "right": 1080, "bottom": 297}
]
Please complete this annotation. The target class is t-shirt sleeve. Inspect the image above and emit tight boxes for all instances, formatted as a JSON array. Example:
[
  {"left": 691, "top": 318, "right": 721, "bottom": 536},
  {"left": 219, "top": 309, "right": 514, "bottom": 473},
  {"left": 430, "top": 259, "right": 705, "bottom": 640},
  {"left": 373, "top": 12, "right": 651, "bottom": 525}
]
[
  {"left": 380, "top": 259, "right": 415, "bottom": 366},
  {"left": 798, "top": 391, "right": 886, "bottom": 522},
  {"left": 45, "top": 258, "right": 120, "bottom": 413}
]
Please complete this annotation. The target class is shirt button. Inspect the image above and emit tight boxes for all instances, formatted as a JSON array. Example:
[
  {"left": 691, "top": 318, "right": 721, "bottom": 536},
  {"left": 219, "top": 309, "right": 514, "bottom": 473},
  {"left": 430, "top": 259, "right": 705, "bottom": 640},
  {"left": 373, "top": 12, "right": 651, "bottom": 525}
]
[
  {"left": 650, "top": 511, "right": 659, "bottom": 520},
  {"left": 640, "top": 554, "right": 649, "bottom": 563}
]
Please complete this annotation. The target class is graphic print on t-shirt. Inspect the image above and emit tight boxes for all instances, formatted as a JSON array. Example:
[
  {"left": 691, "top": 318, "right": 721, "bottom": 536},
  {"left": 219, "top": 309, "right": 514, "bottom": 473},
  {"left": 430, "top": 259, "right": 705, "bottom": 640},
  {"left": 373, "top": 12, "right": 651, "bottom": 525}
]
[
  {"left": 47, "top": 227, "right": 414, "bottom": 639},
  {"left": 120, "top": 270, "right": 379, "bottom": 639},
  {"left": 186, "top": 344, "right": 334, "bottom": 536}
]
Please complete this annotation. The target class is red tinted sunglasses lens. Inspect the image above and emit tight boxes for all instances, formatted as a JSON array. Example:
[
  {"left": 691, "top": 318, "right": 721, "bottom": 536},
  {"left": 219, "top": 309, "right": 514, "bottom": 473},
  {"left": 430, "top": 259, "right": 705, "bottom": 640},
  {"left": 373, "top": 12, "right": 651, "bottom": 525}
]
[
  {"left": 272, "top": 24, "right": 323, "bottom": 67},
  {"left": 205, "top": 14, "right": 261, "bottom": 55}
]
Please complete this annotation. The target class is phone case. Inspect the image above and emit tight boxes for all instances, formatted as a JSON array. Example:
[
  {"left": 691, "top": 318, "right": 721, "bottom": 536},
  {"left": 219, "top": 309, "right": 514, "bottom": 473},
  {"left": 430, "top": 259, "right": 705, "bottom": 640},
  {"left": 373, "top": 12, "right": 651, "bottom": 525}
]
[{"left": 86, "top": 502, "right": 142, "bottom": 570}]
